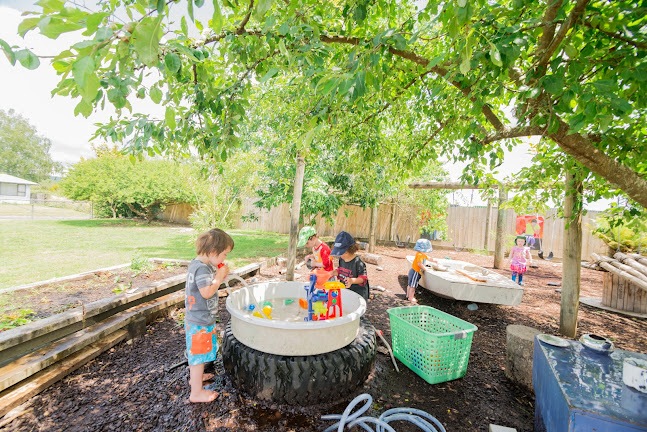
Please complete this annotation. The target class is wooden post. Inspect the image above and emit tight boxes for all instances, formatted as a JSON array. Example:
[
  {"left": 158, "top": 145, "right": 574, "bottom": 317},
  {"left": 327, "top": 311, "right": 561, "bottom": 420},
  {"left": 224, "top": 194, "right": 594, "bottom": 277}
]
[
  {"left": 560, "top": 171, "right": 583, "bottom": 338},
  {"left": 369, "top": 204, "right": 378, "bottom": 253},
  {"left": 389, "top": 198, "right": 395, "bottom": 242},
  {"left": 286, "top": 155, "right": 306, "bottom": 282},
  {"left": 494, "top": 186, "right": 508, "bottom": 269},
  {"left": 484, "top": 199, "right": 492, "bottom": 251}
]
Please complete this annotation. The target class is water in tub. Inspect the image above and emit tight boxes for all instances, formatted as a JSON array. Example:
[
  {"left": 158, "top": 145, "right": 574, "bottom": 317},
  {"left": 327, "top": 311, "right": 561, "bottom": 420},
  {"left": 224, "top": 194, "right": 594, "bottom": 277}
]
[{"left": 242, "top": 297, "right": 322, "bottom": 322}]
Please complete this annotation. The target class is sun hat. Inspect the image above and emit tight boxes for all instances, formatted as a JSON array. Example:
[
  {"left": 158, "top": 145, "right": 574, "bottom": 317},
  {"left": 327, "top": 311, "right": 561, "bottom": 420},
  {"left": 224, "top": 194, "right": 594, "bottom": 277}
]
[
  {"left": 297, "top": 226, "right": 317, "bottom": 248},
  {"left": 331, "top": 231, "right": 356, "bottom": 256},
  {"left": 515, "top": 235, "right": 527, "bottom": 245},
  {"left": 414, "top": 238, "right": 433, "bottom": 253}
]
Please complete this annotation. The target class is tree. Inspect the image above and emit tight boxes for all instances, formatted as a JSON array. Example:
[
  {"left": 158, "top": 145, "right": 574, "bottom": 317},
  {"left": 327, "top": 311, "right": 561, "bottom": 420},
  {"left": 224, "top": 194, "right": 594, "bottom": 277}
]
[
  {"left": 2, "top": 0, "right": 644, "bottom": 208},
  {"left": 60, "top": 146, "right": 197, "bottom": 221},
  {"left": 0, "top": 109, "right": 61, "bottom": 182}
]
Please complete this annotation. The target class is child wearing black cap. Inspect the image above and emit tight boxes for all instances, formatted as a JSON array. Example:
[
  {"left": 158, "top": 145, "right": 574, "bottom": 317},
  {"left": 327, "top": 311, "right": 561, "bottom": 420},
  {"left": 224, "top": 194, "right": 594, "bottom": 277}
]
[{"left": 330, "top": 231, "right": 369, "bottom": 300}]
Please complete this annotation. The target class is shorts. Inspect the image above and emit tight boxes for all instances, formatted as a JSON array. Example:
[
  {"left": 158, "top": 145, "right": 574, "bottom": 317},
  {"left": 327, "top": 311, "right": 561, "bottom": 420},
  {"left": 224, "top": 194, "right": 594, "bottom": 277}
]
[
  {"left": 408, "top": 268, "right": 422, "bottom": 288},
  {"left": 185, "top": 323, "right": 218, "bottom": 366},
  {"left": 510, "top": 263, "right": 527, "bottom": 274}
]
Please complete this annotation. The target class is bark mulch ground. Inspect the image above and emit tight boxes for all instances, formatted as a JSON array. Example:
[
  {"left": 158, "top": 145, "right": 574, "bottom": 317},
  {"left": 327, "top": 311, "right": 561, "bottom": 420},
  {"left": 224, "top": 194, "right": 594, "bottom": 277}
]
[{"left": 3, "top": 246, "right": 645, "bottom": 431}]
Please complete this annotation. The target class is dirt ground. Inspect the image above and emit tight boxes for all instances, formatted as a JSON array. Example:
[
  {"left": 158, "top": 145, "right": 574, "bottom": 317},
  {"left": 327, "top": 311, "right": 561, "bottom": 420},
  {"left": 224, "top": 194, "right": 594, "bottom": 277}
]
[
  {"left": 3, "top": 246, "right": 646, "bottom": 431},
  {"left": 0, "top": 263, "right": 187, "bottom": 327}
]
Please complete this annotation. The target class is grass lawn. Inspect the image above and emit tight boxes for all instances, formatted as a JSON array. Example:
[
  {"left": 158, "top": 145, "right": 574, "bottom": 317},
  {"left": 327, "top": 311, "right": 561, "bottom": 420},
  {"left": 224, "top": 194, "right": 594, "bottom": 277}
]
[{"left": 0, "top": 219, "right": 288, "bottom": 289}]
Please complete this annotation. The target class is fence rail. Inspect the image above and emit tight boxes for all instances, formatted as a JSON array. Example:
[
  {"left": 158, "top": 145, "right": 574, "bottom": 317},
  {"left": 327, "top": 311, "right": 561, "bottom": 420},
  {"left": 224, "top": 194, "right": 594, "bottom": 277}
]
[
  {"left": 159, "top": 200, "right": 608, "bottom": 260},
  {"left": 0, "top": 199, "right": 93, "bottom": 220}
]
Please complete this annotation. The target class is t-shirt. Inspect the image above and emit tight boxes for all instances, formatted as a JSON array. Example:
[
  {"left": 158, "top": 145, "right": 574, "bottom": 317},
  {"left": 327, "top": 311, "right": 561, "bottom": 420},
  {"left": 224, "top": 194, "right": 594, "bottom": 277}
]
[
  {"left": 337, "top": 256, "right": 369, "bottom": 300},
  {"left": 313, "top": 242, "right": 333, "bottom": 271},
  {"left": 412, "top": 252, "right": 429, "bottom": 274},
  {"left": 510, "top": 246, "right": 530, "bottom": 267},
  {"left": 185, "top": 258, "right": 217, "bottom": 326}
]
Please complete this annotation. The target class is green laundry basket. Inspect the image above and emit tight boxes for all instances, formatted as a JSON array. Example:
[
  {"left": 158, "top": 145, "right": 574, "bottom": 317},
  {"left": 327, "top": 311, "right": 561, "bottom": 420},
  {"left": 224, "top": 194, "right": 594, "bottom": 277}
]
[{"left": 387, "top": 306, "right": 478, "bottom": 384}]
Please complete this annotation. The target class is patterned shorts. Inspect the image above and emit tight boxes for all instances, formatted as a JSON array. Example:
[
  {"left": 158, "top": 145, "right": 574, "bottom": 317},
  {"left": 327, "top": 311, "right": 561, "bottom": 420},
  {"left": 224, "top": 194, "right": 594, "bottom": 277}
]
[
  {"left": 510, "top": 264, "right": 527, "bottom": 274},
  {"left": 185, "top": 323, "right": 218, "bottom": 366}
]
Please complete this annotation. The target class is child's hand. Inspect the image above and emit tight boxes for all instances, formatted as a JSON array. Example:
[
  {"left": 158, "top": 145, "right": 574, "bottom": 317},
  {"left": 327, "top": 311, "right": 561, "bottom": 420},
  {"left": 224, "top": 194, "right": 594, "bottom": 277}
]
[
  {"left": 215, "top": 264, "right": 229, "bottom": 282},
  {"left": 344, "top": 278, "right": 352, "bottom": 288}
]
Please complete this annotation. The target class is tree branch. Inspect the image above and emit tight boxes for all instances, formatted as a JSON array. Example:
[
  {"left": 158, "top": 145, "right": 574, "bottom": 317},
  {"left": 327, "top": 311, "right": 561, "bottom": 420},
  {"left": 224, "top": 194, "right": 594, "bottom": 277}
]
[
  {"left": 537, "top": 0, "right": 591, "bottom": 67},
  {"left": 236, "top": 0, "right": 255, "bottom": 35},
  {"left": 583, "top": 20, "right": 647, "bottom": 50},
  {"left": 483, "top": 126, "right": 543, "bottom": 144},
  {"left": 537, "top": 0, "right": 564, "bottom": 56}
]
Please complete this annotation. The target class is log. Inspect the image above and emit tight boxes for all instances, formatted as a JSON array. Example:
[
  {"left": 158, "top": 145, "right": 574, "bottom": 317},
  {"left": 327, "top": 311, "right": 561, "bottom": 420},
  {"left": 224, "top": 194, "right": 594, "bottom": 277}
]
[
  {"left": 592, "top": 253, "right": 647, "bottom": 284},
  {"left": 360, "top": 253, "right": 382, "bottom": 266},
  {"left": 627, "top": 253, "right": 647, "bottom": 266},
  {"left": 595, "top": 260, "right": 647, "bottom": 292},
  {"left": 614, "top": 252, "right": 647, "bottom": 278}
]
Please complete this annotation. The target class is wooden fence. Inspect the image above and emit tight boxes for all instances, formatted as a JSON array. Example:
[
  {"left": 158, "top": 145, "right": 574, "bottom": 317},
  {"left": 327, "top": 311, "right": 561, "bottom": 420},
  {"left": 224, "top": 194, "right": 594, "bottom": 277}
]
[{"left": 160, "top": 200, "right": 608, "bottom": 260}]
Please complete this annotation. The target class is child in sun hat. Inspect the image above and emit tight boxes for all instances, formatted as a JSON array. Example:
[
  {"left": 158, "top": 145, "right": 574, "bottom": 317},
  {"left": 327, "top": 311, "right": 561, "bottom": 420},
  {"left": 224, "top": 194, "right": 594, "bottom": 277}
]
[
  {"left": 297, "top": 226, "right": 334, "bottom": 272},
  {"left": 330, "top": 231, "right": 369, "bottom": 300},
  {"left": 185, "top": 228, "right": 234, "bottom": 403},
  {"left": 508, "top": 235, "right": 533, "bottom": 286},
  {"left": 407, "top": 238, "right": 433, "bottom": 303}
]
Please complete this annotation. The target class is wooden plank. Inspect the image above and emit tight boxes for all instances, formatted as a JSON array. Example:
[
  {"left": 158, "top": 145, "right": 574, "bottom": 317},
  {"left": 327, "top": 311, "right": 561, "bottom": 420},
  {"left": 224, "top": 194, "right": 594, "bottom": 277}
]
[
  {"left": 0, "top": 291, "right": 184, "bottom": 392},
  {"left": 602, "top": 273, "right": 612, "bottom": 307},
  {"left": 625, "top": 282, "right": 636, "bottom": 312},
  {"left": 0, "top": 330, "right": 128, "bottom": 418},
  {"left": 641, "top": 285, "right": 647, "bottom": 314}
]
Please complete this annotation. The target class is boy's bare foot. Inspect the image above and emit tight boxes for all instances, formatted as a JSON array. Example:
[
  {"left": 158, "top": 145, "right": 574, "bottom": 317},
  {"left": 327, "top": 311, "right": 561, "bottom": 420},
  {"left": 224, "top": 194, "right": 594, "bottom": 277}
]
[
  {"left": 202, "top": 373, "right": 214, "bottom": 382},
  {"left": 409, "top": 297, "right": 418, "bottom": 304},
  {"left": 189, "top": 388, "right": 219, "bottom": 403}
]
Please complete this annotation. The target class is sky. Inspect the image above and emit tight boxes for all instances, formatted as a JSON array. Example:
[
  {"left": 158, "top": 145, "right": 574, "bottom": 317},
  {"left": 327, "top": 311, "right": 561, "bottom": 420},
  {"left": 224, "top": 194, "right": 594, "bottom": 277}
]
[{"left": 0, "top": 1, "right": 610, "bottom": 210}]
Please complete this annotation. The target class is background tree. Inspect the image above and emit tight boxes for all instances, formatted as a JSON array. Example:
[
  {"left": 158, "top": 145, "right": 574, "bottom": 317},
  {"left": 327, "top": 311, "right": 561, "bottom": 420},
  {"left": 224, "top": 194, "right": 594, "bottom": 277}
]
[
  {"left": 0, "top": 109, "right": 61, "bottom": 182},
  {"left": 61, "top": 146, "right": 197, "bottom": 222}
]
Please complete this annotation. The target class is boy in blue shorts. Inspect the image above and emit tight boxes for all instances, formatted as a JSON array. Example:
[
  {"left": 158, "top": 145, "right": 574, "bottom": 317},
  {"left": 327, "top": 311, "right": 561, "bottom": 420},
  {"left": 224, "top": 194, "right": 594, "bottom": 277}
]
[
  {"left": 185, "top": 228, "right": 234, "bottom": 403},
  {"left": 407, "top": 239, "right": 433, "bottom": 303}
]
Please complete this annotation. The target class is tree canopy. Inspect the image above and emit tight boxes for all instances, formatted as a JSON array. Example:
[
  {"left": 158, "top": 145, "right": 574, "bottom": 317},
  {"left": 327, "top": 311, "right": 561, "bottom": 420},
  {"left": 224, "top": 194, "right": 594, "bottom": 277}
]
[
  {"left": 2, "top": 0, "right": 646, "bottom": 207},
  {"left": 0, "top": 109, "right": 61, "bottom": 182}
]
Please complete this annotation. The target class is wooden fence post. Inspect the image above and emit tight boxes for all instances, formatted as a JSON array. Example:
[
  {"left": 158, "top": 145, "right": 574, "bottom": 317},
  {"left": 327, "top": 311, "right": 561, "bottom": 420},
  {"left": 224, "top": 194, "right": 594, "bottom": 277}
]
[
  {"left": 484, "top": 199, "right": 492, "bottom": 251},
  {"left": 494, "top": 186, "right": 508, "bottom": 269},
  {"left": 369, "top": 204, "right": 378, "bottom": 253},
  {"left": 286, "top": 155, "right": 306, "bottom": 281},
  {"left": 560, "top": 171, "right": 583, "bottom": 337}
]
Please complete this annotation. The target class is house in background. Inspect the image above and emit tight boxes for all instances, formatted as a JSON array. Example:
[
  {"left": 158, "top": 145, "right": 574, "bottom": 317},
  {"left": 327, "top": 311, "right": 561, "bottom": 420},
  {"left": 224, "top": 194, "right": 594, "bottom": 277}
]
[{"left": 0, "top": 173, "right": 37, "bottom": 203}]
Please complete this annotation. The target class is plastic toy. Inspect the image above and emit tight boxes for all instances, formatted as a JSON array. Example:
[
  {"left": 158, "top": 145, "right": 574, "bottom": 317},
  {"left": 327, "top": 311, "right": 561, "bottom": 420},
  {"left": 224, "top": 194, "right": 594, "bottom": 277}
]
[
  {"left": 284, "top": 299, "right": 294, "bottom": 305},
  {"left": 253, "top": 305, "right": 273, "bottom": 319},
  {"left": 303, "top": 275, "right": 345, "bottom": 321}
]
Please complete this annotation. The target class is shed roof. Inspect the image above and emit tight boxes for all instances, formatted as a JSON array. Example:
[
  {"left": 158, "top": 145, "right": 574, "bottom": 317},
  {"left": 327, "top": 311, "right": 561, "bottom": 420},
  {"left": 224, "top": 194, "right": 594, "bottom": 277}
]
[{"left": 0, "top": 173, "right": 37, "bottom": 185}]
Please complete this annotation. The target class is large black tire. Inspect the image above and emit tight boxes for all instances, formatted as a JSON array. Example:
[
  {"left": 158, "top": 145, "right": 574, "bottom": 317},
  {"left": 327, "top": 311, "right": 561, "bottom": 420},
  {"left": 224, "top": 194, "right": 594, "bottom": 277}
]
[{"left": 221, "top": 318, "right": 377, "bottom": 405}]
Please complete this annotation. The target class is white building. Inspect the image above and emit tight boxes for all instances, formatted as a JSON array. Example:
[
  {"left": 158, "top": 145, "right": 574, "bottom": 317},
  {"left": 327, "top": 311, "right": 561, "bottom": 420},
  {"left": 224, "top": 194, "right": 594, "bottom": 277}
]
[{"left": 0, "top": 173, "right": 37, "bottom": 203}]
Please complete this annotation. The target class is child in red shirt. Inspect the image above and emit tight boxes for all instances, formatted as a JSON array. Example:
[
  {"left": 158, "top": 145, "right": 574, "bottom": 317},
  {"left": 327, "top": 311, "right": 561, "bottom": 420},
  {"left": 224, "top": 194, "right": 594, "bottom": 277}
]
[{"left": 297, "top": 226, "right": 333, "bottom": 272}]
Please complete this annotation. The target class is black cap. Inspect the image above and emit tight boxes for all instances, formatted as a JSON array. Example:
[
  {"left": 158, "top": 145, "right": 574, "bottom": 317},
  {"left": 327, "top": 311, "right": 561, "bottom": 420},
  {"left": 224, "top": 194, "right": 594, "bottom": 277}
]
[{"left": 331, "top": 231, "right": 355, "bottom": 256}]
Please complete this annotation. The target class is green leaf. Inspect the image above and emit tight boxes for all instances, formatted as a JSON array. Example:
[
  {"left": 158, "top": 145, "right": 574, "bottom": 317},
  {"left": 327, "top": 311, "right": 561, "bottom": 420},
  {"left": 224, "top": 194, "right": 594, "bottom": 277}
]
[
  {"left": 211, "top": 0, "right": 224, "bottom": 33},
  {"left": 254, "top": 0, "right": 272, "bottom": 21},
  {"left": 72, "top": 56, "right": 95, "bottom": 88},
  {"left": 258, "top": 67, "right": 279, "bottom": 83},
  {"left": 187, "top": 0, "right": 194, "bottom": 21},
  {"left": 195, "top": 0, "right": 205, "bottom": 6},
  {"left": 278, "top": 39, "right": 289, "bottom": 58},
  {"left": 156, "top": 0, "right": 164, "bottom": 14},
  {"left": 489, "top": 44, "right": 502, "bottom": 67},
  {"left": 18, "top": 18, "right": 40, "bottom": 37},
  {"left": 150, "top": 86, "right": 163, "bottom": 104},
  {"left": 353, "top": 4, "right": 367, "bottom": 22},
  {"left": 133, "top": 16, "right": 163, "bottom": 67},
  {"left": 0, "top": 39, "right": 15, "bottom": 66},
  {"left": 564, "top": 44, "right": 578, "bottom": 59},
  {"left": 35, "top": 0, "right": 65, "bottom": 12},
  {"left": 165, "top": 106, "right": 176, "bottom": 129},
  {"left": 459, "top": 56, "right": 470, "bottom": 74},
  {"left": 164, "top": 52, "right": 181, "bottom": 73},
  {"left": 84, "top": 13, "right": 108, "bottom": 36},
  {"left": 14, "top": 49, "right": 40, "bottom": 70},
  {"left": 74, "top": 99, "right": 93, "bottom": 117},
  {"left": 457, "top": 0, "right": 467, "bottom": 7},
  {"left": 37, "top": 16, "right": 83, "bottom": 39},
  {"left": 181, "top": 16, "right": 188, "bottom": 36},
  {"left": 543, "top": 75, "right": 563, "bottom": 95}
]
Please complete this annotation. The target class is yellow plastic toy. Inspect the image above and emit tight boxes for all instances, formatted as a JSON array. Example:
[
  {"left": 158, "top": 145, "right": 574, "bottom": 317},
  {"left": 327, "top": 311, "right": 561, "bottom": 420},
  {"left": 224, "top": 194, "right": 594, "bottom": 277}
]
[{"left": 253, "top": 305, "right": 273, "bottom": 319}]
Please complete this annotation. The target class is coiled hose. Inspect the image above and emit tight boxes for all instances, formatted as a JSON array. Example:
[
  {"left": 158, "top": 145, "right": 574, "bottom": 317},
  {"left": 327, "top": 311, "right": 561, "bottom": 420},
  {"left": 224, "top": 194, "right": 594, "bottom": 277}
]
[{"left": 322, "top": 393, "right": 446, "bottom": 432}]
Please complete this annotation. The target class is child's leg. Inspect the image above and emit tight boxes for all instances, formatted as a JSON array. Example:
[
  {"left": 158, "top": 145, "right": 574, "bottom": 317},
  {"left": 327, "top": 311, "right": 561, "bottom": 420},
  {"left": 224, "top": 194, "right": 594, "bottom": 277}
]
[
  {"left": 518, "top": 272, "right": 524, "bottom": 285},
  {"left": 189, "top": 363, "right": 218, "bottom": 403},
  {"left": 511, "top": 271, "right": 517, "bottom": 282}
]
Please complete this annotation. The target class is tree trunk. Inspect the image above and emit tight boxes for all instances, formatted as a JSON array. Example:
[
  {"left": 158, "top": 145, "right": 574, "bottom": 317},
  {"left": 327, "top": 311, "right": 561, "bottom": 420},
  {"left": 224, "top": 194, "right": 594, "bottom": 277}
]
[
  {"left": 286, "top": 155, "right": 306, "bottom": 282},
  {"left": 484, "top": 199, "right": 492, "bottom": 251},
  {"left": 494, "top": 186, "right": 508, "bottom": 269},
  {"left": 389, "top": 198, "right": 395, "bottom": 242},
  {"left": 560, "top": 171, "right": 583, "bottom": 338},
  {"left": 369, "top": 204, "right": 378, "bottom": 253}
]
